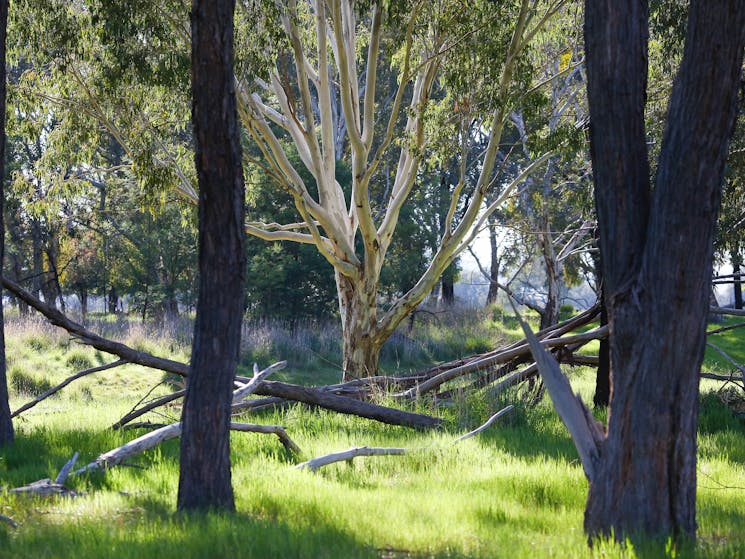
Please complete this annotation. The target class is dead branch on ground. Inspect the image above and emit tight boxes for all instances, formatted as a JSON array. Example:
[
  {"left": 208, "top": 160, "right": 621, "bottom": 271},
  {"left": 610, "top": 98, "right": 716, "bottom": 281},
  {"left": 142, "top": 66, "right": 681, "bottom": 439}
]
[
  {"left": 294, "top": 446, "right": 407, "bottom": 471},
  {"left": 12, "top": 360, "right": 128, "bottom": 418}
]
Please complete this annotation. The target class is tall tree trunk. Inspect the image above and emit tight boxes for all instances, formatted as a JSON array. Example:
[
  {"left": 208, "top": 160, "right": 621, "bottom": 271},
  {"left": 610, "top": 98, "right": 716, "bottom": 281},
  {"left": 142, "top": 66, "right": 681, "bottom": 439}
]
[
  {"left": 9, "top": 252, "right": 28, "bottom": 316},
  {"left": 591, "top": 230, "right": 610, "bottom": 408},
  {"left": 538, "top": 228, "right": 561, "bottom": 330},
  {"left": 78, "top": 290, "right": 88, "bottom": 320},
  {"left": 440, "top": 261, "right": 458, "bottom": 307},
  {"left": 338, "top": 272, "right": 381, "bottom": 381},
  {"left": 178, "top": 0, "right": 245, "bottom": 512},
  {"left": 31, "top": 219, "right": 43, "bottom": 300},
  {"left": 732, "top": 251, "right": 742, "bottom": 309},
  {"left": 0, "top": 0, "right": 13, "bottom": 447},
  {"left": 108, "top": 285, "right": 118, "bottom": 314},
  {"left": 485, "top": 216, "right": 500, "bottom": 306},
  {"left": 584, "top": 0, "right": 745, "bottom": 541}
]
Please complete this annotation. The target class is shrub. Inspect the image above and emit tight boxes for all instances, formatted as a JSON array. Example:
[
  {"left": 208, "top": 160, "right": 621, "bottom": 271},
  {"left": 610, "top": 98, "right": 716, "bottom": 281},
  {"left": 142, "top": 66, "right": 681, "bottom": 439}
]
[
  {"left": 66, "top": 351, "right": 94, "bottom": 370},
  {"left": 10, "top": 366, "right": 53, "bottom": 396}
]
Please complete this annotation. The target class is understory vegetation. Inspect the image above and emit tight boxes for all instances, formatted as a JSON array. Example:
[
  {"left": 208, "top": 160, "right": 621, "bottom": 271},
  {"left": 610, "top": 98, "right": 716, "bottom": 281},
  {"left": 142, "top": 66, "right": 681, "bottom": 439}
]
[{"left": 1, "top": 309, "right": 744, "bottom": 558}]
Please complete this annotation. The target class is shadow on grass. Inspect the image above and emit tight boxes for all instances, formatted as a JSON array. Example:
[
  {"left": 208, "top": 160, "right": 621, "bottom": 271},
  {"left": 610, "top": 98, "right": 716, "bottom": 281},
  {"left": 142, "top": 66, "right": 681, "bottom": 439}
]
[{"left": 1, "top": 500, "right": 475, "bottom": 559}]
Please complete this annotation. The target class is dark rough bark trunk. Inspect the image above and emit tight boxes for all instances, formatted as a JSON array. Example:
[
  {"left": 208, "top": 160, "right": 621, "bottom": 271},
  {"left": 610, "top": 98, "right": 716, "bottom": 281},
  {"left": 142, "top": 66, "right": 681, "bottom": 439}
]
[
  {"left": 108, "top": 286, "right": 118, "bottom": 314},
  {"left": 591, "top": 230, "right": 610, "bottom": 408},
  {"left": 584, "top": 0, "right": 745, "bottom": 542},
  {"left": 10, "top": 254, "right": 29, "bottom": 316},
  {"left": 732, "top": 252, "right": 742, "bottom": 308},
  {"left": 440, "top": 261, "right": 457, "bottom": 307},
  {"left": 486, "top": 217, "right": 500, "bottom": 306},
  {"left": 31, "top": 220, "right": 43, "bottom": 300},
  {"left": 593, "top": 299, "right": 610, "bottom": 408},
  {"left": 78, "top": 290, "right": 88, "bottom": 319},
  {"left": 178, "top": 0, "right": 245, "bottom": 512},
  {"left": 0, "top": 0, "right": 13, "bottom": 447}
]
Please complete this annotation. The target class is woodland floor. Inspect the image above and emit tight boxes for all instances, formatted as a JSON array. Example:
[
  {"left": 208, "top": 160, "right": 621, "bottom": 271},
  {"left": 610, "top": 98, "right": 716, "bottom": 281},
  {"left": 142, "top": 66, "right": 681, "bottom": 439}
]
[{"left": 1, "top": 310, "right": 744, "bottom": 558}]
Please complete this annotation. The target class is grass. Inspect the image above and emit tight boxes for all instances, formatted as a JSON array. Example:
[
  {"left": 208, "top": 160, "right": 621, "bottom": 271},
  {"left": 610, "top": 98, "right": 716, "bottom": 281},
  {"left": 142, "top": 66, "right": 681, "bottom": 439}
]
[{"left": 1, "top": 308, "right": 744, "bottom": 558}]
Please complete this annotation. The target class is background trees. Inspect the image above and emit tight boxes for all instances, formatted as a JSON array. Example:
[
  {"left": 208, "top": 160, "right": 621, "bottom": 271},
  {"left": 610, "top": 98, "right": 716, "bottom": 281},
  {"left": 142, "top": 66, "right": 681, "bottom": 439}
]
[{"left": 240, "top": 0, "right": 563, "bottom": 378}]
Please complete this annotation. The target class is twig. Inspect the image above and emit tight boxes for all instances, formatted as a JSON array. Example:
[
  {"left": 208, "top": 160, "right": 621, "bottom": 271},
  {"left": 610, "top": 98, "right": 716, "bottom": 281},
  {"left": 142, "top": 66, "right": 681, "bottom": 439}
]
[
  {"left": 706, "top": 342, "right": 745, "bottom": 380},
  {"left": 0, "top": 514, "right": 18, "bottom": 529},
  {"left": 698, "top": 468, "right": 745, "bottom": 490},
  {"left": 707, "top": 321, "right": 745, "bottom": 336},
  {"left": 112, "top": 390, "right": 185, "bottom": 429},
  {"left": 453, "top": 405, "right": 515, "bottom": 442}
]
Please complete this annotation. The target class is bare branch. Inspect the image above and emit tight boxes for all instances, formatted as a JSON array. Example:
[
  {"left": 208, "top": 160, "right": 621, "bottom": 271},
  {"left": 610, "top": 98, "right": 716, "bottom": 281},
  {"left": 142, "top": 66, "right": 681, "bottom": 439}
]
[
  {"left": 295, "top": 446, "right": 406, "bottom": 471},
  {"left": 453, "top": 405, "right": 515, "bottom": 442}
]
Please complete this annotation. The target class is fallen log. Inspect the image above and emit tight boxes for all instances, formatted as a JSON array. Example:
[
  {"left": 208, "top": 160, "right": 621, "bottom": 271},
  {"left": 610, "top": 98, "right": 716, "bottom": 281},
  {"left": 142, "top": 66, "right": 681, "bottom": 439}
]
[
  {"left": 10, "top": 478, "right": 77, "bottom": 498},
  {"left": 5, "top": 453, "right": 80, "bottom": 499},
  {"left": 76, "top": 363, "right": 294, "bottom": 474},
  {"left": 254, "top": 381, "right": 441, "bottom": 429},
  {"left": 295, "top": 446, "right": 407, "bottom": 471},
  {"left": 399, "top": 326, "right": 608, "bottom": 399},
  {"left": 76, "top": 423, "right": 183, "bottom": 474},
  {"left": 412, "top": 305, "right": 601, "bottom": 382}
]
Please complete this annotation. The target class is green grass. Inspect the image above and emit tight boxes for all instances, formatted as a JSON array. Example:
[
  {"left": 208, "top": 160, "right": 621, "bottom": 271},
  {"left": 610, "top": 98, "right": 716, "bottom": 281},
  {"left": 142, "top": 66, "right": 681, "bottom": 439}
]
[{"left": 1, "top": 311, "right": 745, "bottom": 558}]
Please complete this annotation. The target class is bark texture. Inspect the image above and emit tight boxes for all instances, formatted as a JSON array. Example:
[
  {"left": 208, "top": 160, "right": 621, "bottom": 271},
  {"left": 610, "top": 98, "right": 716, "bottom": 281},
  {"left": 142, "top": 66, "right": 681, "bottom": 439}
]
[
  {"left": 338, "top": 273, "right": 382, "bottom": 380},
  {"left": 0, "top": 0, "right": 12, "bottom": 447},
  {"left": 584, "top": 0, "right": 745, "bottom": 540},
  {"left": 177, "top": 0, "right": 245, "bottom": 512}
]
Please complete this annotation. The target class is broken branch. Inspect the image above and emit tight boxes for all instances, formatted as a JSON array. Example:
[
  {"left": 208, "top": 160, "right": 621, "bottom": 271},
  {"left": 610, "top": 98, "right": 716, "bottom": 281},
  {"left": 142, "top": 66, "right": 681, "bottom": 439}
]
[
  {"left": 295, "top": 446, "right": 407, "bottom": 471},
  {"left": 453, "top": 405, "right": 515, "bottom": 442}
]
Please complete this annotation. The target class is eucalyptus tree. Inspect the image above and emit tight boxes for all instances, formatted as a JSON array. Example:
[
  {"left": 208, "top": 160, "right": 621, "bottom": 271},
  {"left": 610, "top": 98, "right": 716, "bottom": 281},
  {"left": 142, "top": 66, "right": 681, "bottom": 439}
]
[
  {"left": 239, "top": 0, "right": 562, "bottom": 378},
  {"left": 583, "top": 0, "right": 745, "bottom": 541}
]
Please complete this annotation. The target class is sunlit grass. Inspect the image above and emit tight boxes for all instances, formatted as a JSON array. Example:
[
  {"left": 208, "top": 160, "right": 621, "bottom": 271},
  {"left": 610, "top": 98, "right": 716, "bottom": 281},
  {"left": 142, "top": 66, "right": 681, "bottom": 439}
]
[{"left": 1, "top": 311, "right": 745, "bottom": 558}]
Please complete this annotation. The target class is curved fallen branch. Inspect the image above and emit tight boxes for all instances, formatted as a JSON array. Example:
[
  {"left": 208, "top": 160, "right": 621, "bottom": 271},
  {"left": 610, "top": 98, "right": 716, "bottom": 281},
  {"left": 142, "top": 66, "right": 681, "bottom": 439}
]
[
  {"left": 112, "top": 390, "right": 186, "bottom": 430},
  {"left": 3, "top": 277, "right": 189, "bottom": 376},
  {"left": 12, "top": 360, "right": 129, "bottom": 418},
  {"left": 453, "top": 405, "right": 515, "bottom": 442},
  {"left": 295, "top": 446, "right": 407, "bottom": 471}
]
